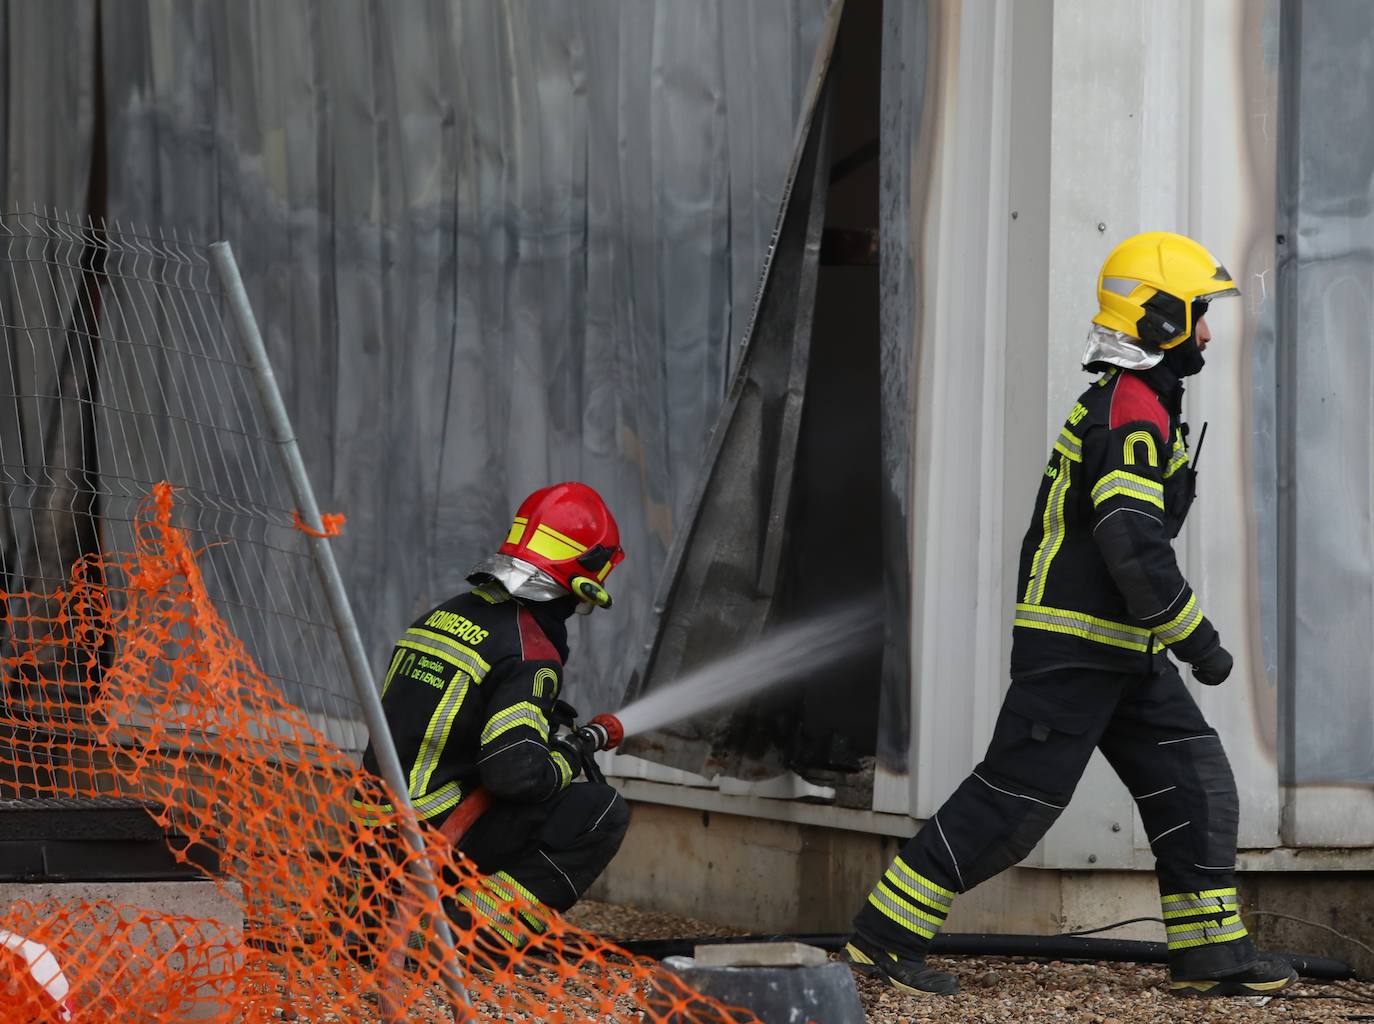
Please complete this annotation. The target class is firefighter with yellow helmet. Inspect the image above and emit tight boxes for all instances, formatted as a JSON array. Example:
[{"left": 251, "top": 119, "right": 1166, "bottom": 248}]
[{"left": 844, "top": 233, "right": 1298, "bottom": 998}]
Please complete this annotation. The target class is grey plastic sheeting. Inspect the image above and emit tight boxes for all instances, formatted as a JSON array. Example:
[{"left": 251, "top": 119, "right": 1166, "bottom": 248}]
[
  {"left": 1273, "top": 0, "right": 1374, "bottom": 784},
  {"left": 0, "top": 0, "right": 830, "bottom": 723}
]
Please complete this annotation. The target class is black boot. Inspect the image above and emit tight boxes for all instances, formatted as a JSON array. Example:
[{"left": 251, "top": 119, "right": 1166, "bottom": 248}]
[
  {"left": 843, "top": 933, "right": 958, "bottom": 995},
  {"left": 1170, "top": 954, "right": 1297, "bottom": 997}
]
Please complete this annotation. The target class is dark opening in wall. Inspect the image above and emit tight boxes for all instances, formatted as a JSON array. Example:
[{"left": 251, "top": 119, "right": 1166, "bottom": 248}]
[
  {"left": 624, "top": 0, "right": 903, "bottom": 804},
  {"left": 719, "top": 0, "right": 888, "bottom": 803}
]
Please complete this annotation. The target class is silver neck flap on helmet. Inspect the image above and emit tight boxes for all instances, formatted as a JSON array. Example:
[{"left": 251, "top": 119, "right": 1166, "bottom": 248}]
[
  {"left": 1081, "top": 322, "right": 1164, "bottom": 371},
  {"left": 466, "top": 553, "right": 568, "bottom": 602}
]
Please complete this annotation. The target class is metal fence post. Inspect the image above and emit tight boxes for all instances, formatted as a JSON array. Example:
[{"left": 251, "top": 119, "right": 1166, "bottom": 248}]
[{"left": 209, "top": 241, "right": 471, "bottom": 1013}]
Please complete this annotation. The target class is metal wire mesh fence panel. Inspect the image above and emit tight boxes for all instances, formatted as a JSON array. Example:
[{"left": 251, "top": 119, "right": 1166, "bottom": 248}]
[
  {"left": 1, "top": 209, "right": 364, "bottom": 753},
  {"left": 0, "top": 211, "right": 758, "bottom": 1022}
]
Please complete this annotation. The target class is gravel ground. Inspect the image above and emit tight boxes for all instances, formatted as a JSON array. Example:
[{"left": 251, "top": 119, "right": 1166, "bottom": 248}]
[{"left": 566, "top": 900, "right": 1374, "bottom": 1023}]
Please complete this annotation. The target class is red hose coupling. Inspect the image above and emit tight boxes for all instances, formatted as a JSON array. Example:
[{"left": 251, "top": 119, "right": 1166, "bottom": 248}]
[{"left": 589, "top": 713, "right": 624, "bottom": 750}]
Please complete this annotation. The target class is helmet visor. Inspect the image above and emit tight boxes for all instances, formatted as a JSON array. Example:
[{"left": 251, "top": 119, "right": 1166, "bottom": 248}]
[{"left": 576, "top": 543, "right": 624, "bottom": 580}]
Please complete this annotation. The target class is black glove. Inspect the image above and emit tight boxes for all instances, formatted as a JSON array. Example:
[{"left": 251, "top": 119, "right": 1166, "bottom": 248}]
[
  {"left": 550, "top": 735, "right": 586, "bottom": 784},
  {"left": 1191, "top": 644, "right": 1233, "bottom": 686},
  {"left": 551, "top": 699, "right": 580, "bottom": 730}
]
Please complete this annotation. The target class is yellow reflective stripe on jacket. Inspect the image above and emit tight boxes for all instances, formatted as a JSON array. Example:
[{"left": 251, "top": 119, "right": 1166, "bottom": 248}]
[
  {"left": 350, "top": 796, "right": 395, "bottom": 826},
  {"left": 1122, "top": 429, "right": 1160, "bottom": 467},
  {"left": 1091, "top": 470, "right": 1165, "bottom": 510},
  {"left": 1165, "top": 429, "right": 1189, "bottom": 478},
  {"left": 1014, "top": 603, "right": 1153, "bottom": 653},
  {"left": 400, "top": 627, "right": 490, "bottom": 680},
  {"left": 532, "top": 667, "right": 558, "bottom": 698},
  {"left": 1153, "top": 594, "right": 1203, "bottom": 645},
  {"left": 381, "top": 647, "right": 406, "bottom": 698},
  {"left": 1165, "top": 914, "right": 1248, "bottom": 950},
  {"left": 1024, "top": 455, "right": 1074, "bottom": 604},
  {"left": 550, "top": 750, "right": 574, "bottom": 789},
  {"left": 409, "top": 675, "right": 472, "bottom": 797},
  {"left": 1053, "top": 427, "right": 1083, "bottom": 463},
  {"left": 413, "top": 779, "right": 465, "bottom": 820},
  {"left": 481, "top": 701, "right": 550, "bottom": 745},
  {"left": 353, "top": 781, "right": 466, "bottom": 825}
]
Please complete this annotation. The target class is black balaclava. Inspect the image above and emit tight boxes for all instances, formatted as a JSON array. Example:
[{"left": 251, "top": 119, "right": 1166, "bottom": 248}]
[
  {"left": 1139, "top": 294, "right": 1208, "bottom": 379},
  {"left": 1163, "top": 335, "right": 1206, "bottom": 378}
]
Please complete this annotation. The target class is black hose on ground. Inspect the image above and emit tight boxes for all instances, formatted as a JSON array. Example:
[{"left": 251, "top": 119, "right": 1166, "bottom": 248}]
[{"left": 615, "top": 932, "right": 1355, "bottom": 981}]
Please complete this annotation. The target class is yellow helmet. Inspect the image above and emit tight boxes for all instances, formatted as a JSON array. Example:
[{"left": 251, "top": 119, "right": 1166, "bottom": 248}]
[{"left": 1092, "top": 232, "right": 1240, "bottom": 348}]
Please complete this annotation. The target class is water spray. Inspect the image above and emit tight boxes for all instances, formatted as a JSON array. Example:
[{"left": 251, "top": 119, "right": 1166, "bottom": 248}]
[
  {"left": 563, "top": 601, "right": 880, "bottom": 758},
  {"left": 440, "top": 603, "right": 876, "bottom": 844},
  {"left": 610, "top": 601, "right": 879, "bottom": 740}
]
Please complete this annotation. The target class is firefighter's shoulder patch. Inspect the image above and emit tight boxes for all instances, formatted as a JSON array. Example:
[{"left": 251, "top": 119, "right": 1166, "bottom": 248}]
[
  {"left": 1109, "top": 372, "right": 1168, "bottom": 435},
  {"left": 516, "top": 605, "right": 563, "bottom": 665}
]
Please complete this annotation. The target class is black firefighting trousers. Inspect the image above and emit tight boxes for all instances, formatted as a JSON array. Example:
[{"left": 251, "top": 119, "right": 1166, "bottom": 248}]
[
  {"left": 854, "top": 662, "right": 1256, "bottom": 977},
  {"left": 456, "top": 781, "right": 629, "bottom": 912}
]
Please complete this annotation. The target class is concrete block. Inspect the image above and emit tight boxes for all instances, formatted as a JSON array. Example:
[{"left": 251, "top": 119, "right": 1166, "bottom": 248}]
[
  {"left": 664, "top": 958, "right": 863, "bottom": 1024},
  {"left": 591, "top": 801, "right": 902, "bottom": 933},
  {"left": 1244, "top": 872, "right": 1374, "bottom": 977},
  {"left": 694, "top": 941, "right": 828, "bottom": 968},
  {"left": 592, "top": 801, "right": 1070, "bottom": 936},
  {"left": 0, "top": 880, "right": 244, "bottom": 1021}
]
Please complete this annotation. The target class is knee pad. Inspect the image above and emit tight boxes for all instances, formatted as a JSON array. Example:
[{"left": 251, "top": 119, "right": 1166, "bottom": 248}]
[
  {"left": 1145, "top": 733, "right": 1238, "bottom": 874},
  {"left": 962, "top": 800, "right": 1062, "bottom": 886},
  {"left": 1192, "top": 735, "right": 1239, "bottom": 870},
  {"left": 538, "top": 782, "right": 628, "bottom": 850}
]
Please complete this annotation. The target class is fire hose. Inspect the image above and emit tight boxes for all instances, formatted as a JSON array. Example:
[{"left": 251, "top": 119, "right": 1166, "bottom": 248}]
[{"left": 615, "top": 932, "right": 1355, "bottom": 981}]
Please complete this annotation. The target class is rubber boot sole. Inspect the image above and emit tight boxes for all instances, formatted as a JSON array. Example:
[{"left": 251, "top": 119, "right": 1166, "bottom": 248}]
[
  {"left": 843, "top": 942, "right": 958, "bottom": 996},
  {"left": 1169, "top": 969, "right": 1298, "bottom": 998}
]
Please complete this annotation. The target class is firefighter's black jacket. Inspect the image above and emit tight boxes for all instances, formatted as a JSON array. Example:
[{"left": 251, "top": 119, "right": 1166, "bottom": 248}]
[
  {"left": 359, "top": 586, "right": 576, "bottom": 826},
  {"left": 1010, "top": 363, "right": 1222, "bottom": 677}
]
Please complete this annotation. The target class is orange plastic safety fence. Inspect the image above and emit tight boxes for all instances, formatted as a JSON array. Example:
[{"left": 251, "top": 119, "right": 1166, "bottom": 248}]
[
  {"left": 291, "top": 510, "right": 347, "bottom": 538},
  {"left": 0, "top": 484, "right": 761, "bottom": 1023}
]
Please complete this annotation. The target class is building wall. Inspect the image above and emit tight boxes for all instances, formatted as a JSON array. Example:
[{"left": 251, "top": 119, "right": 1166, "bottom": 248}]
[
  {"left": 593, "top": 801, "right": 1374, "bottom": 974},
  {"left": 879, "top": 0, "right": 1374, "bottom": 862},
  {"left": 611, "top": 0, "right": 1372, "bottom": 908}
]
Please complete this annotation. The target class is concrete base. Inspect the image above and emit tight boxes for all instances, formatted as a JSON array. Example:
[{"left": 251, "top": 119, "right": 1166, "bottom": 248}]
[
  {"left": 663, "top": 957, "right": 864, "bottom": 1024},
  {"left": 1243, "top": 873, "right": 1374, "bottom": 977},
  {"left": 589, "top": 801, "right": 1160, "bottom": 938},
  {"left": 0, "top": 880, "right": 245, "bottom": 1020},
  {"left": 592, "top": 800, "right": 1373, "bottom": 973}
]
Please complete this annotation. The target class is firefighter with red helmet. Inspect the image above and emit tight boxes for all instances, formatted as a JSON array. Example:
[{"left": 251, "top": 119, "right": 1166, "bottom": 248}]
[
  {"left": 845, "top": 233, "right": 1298, "bottom": 998},
  {"left": 360, "top": 481, "right": 629, "bottom": 925}
]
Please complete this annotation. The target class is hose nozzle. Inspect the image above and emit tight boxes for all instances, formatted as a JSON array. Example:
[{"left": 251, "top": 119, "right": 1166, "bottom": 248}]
[{"left": 574, "top": 713, "right": 624, "bottom": 752}]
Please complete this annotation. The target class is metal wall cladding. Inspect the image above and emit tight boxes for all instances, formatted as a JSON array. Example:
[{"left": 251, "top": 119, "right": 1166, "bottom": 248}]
[
  {"left": 1, "top": 0, "right": 830, "bottom": 721},
  {"left": 1277, "top": 0, "right": 1374, "bottom": 785}
]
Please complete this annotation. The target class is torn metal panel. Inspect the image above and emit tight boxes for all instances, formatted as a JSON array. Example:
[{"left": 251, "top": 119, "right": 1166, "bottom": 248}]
[{"left": 622, "top": 3, "right": 843, "bottom": 780}]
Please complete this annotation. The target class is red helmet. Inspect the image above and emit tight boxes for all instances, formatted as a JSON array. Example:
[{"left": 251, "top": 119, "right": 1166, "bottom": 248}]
[{"left": 499, "top": 482, "right": 625, "bottom": 607}]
